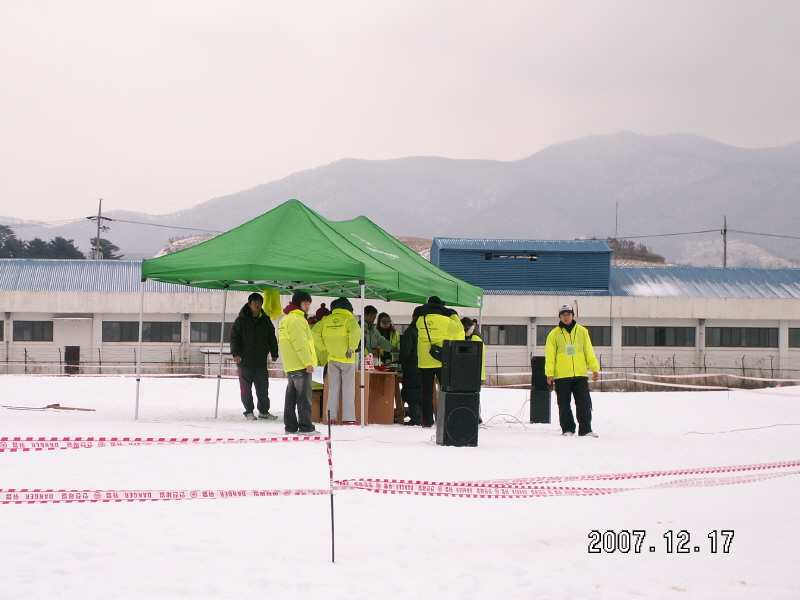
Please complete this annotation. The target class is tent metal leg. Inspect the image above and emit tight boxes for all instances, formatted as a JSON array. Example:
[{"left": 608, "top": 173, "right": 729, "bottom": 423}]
[
  {"left": 134, "top": 279, "right": 145, "bottom": 420},
  {"left": 214, "top": 288, "right": 229, "bottom": 418},
  {"left": 360, "top": 282, "right": 365, "bottom": 428}
]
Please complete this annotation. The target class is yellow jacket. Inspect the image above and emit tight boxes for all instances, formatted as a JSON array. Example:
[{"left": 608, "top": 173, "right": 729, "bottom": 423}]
[
  {"left": 278, "top": 309, "right": 317, "bottom": 372},
  {"left": 416, "top": 312, "right": 465, "bottom": 369},
  {"left": 312, "top": 309, "right": 361, "bottom": 364},
  {"left": 544, "top": 323, "right": 599, "bottom": 379}
]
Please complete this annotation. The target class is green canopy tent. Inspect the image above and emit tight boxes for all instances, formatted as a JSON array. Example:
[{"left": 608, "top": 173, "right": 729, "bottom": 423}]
[{"left": 136, "top": 199, "right": 483, "bottom": 420}]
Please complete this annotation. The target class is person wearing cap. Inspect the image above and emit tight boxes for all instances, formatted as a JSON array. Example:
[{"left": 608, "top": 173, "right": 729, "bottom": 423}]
[
  {"left": 307, "top": 302, "right": 331, "bottom": 326},
  {"left": 415, "top": 295, "right": 465, "bottom": 428},
  {"left": 312, "top": 297, "right": 361, "bottom": 425},
  {"left": 545, "top": 304, "right": 600, "bottom": 437},
  {"left": 230, "top": 292, "right": 280, "bottom": 421},
  {"left": 278, "top": 291, "right": 319, "bottom": 436}
]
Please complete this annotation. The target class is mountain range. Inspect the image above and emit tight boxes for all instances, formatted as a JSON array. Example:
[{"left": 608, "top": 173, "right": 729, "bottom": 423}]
[{"left": 4, "top": 132, "right": 799, "bottom": 266}]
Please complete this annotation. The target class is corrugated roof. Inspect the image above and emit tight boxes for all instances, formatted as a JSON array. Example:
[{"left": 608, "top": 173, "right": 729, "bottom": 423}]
[
  {"left": 609, "top": 266, "right": 800, "bottom": 299},
  {"left": 4, "top": 260, "right": 800, "bottom": 300},
  {"left": 432, "top": 238, "right": 612, "bottom": 253},
  {"left": 0, "top": 259, "right": 215, "bottom": 293}
]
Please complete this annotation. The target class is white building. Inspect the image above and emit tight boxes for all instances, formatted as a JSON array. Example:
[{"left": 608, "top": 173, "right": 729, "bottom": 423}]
[{"left": 2, "top": 255, "right": 800, "bottom": 379}]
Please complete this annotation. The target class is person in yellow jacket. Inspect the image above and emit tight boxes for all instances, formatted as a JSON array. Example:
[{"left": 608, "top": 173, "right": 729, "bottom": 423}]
[
  {"left": 312, "top": 297, "right": 361, "bottom": 424},
  {"left": 415, "top": 296, "right": 465, "bottom": 427},
  {"left": 278, "top": 291, "right": 318, "bottom": 436},
  {"left": 545, "top": 304, "right": 600, "bottom": 437}
]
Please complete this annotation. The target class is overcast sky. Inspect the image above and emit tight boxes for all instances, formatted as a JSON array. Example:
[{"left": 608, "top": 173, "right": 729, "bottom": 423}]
[{"left": 1, "top": 0, "right": 799, "bottom": 223}]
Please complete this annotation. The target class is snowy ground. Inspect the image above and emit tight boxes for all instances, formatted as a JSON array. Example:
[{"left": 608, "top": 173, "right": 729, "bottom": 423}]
[{"left": 0, "top": 375, "right": 798, "bottom": 600}]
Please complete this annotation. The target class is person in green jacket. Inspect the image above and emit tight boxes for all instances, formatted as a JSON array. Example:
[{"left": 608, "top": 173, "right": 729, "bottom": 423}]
[
  {"left": 278, "top": 291, "right": 318, "bottom": 436},
  {"left": 545, "top": 304, "right": 600, "bottom": 437},
  {"left": 312, "top": 297, "right": 361, "bottom": 424}
]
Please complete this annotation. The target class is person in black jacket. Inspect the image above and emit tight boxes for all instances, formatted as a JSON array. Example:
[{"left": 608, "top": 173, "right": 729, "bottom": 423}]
[
  {"left": 399, "top": 306, "right": 424, "bottom": 426},
  {"left": 230, "top": 292, "right": 279, "bottom": 420}
]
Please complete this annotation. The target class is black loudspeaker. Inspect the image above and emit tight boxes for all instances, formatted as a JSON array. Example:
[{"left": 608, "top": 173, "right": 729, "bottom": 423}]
[
  {"left": 436, "top": 392, "right": 480, "bottom": 447},
  {"left": 530, "top": 356, "right": 551, "bottom": 423},
  {"left": 440, "top": 340, "right": 482, "bottom": 393}
]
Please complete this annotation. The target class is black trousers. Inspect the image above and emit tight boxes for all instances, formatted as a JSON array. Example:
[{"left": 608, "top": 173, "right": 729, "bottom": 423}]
[
  {"left": 238, "top": 365, "right": 271, "bottom": 415},
  {"left": 554, "top": 376, "right": 593, "bottom": 435},
  {"left": 401, "top": 369, "right": 423, "bottom": 425},
  {"left": 420, "top": 368, "right": 441, "bottom": 427}
]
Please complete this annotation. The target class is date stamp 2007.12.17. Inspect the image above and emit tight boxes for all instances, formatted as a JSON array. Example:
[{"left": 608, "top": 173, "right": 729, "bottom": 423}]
[{"left": 588, "top": 530, "right": 734, "bottom": 554}]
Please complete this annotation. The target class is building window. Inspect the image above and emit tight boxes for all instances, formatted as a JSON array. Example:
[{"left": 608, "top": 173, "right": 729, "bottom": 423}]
[
  {"left": 536, "top": 325, "right": 552, "bottom": 346},
  {"left": 103, "top": 322, "right": 139, "bottom": 342},
  {"left": 537, "top": 325, "right": 610, "bottom": 346},
  {"left": 790, "top": 329, "right": 800, "bottom": 348},
  {"left": 0, "top": 323, "right": 3, "bottom": 341},
  {"left": 13, "top": 321, "right": 53, "bottom": 342},
  {"left": 102, "top": 322, "right": 181, "bottom": 342},
  {"left": 480, "top": 325, "right": 527, "bottom": 345},
  {"left": 622, "top": 327, "right": 696, "bottom": 347},
  {"left": 585, "top": 326, "right": 612, "bottom": 346},
  {"left": 705, "top": 327, "right": 778, "bottom": 348},
  {"left": 190, "top": 322, "right": 232, "bottom": 343},
  {"left": 143, "top": 322, "right": 181, "bottom": 343}
]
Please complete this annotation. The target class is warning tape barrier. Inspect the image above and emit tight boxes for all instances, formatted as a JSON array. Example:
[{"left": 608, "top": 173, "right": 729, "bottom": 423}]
[
  {"left": 334, "top": 469, "right": 800, "bottom": 498},
  {"left": 1, "top": 488, "right": 331, "bottom": 504},
  {"left": 0, "top": 435, "right": 329, "bottom": 452},
  {"left": 455, "top": 459, "right": 800, "bottom": 485},
  {"left": 4, "top": 469, "right": 799, "bottom": 504}
]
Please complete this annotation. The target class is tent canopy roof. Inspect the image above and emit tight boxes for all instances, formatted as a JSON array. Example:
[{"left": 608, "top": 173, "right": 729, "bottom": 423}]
[{"left": 141, "top": 199, "right": 483, "bottom": 308}]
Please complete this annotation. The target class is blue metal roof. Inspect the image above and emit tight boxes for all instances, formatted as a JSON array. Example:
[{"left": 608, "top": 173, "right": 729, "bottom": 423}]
[
  {"left": 0, "top": 259, "right": 215, "bottom": 293},
  {"left": 609, "top": 266, "right": 800, "bottom": 299},
  {"left": 432, "top": 238, "right": 612, "bottom": 253}
]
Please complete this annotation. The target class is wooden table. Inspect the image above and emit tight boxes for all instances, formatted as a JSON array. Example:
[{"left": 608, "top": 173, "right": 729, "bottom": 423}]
[{"left": 321, "top": 370, "right": 400, "bottom": 425}]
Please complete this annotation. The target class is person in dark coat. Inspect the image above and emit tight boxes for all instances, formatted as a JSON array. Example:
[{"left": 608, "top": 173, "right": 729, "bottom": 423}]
[
  {"left": 230, "top": 292, "right": 279, "bottom": 420},
  {"left": 399, "top": 306, "right": 426, "bottom": 425}
]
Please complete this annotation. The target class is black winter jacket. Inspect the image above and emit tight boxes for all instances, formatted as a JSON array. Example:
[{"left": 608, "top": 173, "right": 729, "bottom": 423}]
[
  {"left": 399, "top": 322, "right": 420, "bottom": 375},
  {"left": 230, "top": 303, "right": 279, "bottom": 368}
]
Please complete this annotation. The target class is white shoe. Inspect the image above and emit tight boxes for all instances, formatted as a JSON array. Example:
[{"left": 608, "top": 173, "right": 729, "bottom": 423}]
[
  {"left": 562, "top": 431, "right": 575, "bottom": 436},
  {"left": 580, "top": 431, "right": 599, "bottom": 438},
  {"left": 244, "top": 413, "right": 257, "bottom": 421}
]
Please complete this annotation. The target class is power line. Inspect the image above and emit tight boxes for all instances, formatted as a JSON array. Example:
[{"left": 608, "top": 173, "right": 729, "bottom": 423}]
[
  {"left": 615, "top": 229, "right": 719, "bottom": 239},
  {"left": 103, "top": 218, "right": 223, "bottom": 234},
  {"left": 729, "top": 229, "right": 800, "bottom": 241}
]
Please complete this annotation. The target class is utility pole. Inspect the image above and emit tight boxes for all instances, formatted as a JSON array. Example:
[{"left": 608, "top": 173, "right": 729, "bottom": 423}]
[
  {"left": 614, "top": 200, "right": 619, "bottom": 239},
  {"left": 86, "top": 199, "right": 111, "bottom": 259},
  {"left": 721, "top": 215, "right": 727, "bottom": 268}
]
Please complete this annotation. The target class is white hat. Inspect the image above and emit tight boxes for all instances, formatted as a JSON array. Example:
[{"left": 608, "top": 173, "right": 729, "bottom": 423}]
[{"left": 558, "top": 304, "right": 574, "bottom": 314}]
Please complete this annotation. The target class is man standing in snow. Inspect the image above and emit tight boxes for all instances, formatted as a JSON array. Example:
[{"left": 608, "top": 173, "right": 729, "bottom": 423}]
[
  {"left": 312, "top": 297, "right": 361, "bottom": 424},
  {"left": 230, "top": 292, "right": 279, "bottom": 421},
  {"left": 278, "top": 291, "right": 319, "bottom": 436},
  {"left": 545, "top": 304, "right": 600, "bottom": 437}
]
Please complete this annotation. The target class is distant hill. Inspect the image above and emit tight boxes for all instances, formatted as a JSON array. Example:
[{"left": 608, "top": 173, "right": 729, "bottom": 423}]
[{"left": 5, "top": 132, "right": 799, "bottom": 266}]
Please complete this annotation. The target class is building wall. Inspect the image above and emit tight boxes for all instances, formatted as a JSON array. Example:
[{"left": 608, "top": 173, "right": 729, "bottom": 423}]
[{"left": 2, "top": 289, "right": 800, "bottom": 377}]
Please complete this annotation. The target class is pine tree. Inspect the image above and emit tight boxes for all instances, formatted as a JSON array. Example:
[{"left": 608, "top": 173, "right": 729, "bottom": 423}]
[
  {"left": 89, "top": 237, "right": 124, "bottom": 260},
  {"left": 49, "top": 236, "right": 86, "bottom": 259}
]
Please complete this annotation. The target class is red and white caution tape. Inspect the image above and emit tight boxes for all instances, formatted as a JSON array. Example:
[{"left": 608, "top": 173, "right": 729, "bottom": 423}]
[
  {"left": 1, "top": 488, "right": 331, "bottom": 504},
  {"left": 335, "top": 468, "right": 800, "bottom": 498},
  {"left": 451, "top": 458, "right": 800, "bottom": 485},
  {"left": 0, "top": 435, "right": 329, "bottom": 452}
]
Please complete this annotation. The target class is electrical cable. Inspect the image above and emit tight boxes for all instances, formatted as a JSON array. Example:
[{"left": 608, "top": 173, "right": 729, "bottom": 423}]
[
  {"left": 728, "top": 230, "right": 800, "bottom": 241},
  {"left": 92, "top": 217, "right": 223, "bottom": 234},
  {"left": 614, "top": 229, "right": 719, "bottom": 239}
]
